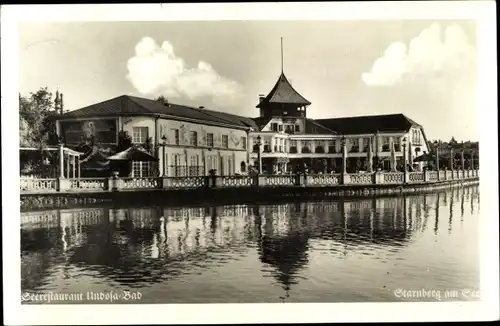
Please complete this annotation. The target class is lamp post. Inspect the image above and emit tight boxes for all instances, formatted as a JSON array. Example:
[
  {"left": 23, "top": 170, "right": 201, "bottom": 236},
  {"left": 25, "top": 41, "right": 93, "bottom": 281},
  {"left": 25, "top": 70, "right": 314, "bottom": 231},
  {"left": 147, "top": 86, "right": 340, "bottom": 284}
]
[
  {"left": 402, "top": 137, "right": 407, "bottom": 172},
  {"left": 58, "top": 135, "right": 64, "bottom": 178},
  {"left": 461, "top": 150, "right": 465, "bottom": 173},
  {"left": 402, "top": 137, "right": 408, "bottom": 184},
  {"left": 256, "top": 135, "right": 262, "bottom": 174},
  {"left": 341, "top": 136, "right": 347, "bottom": 174},
  {"left": 450, "top": 148, "right": 454, "bottom": 171},
  {"left": 471, "top": 150, "right": 474, "bottom": 170},
  {"left": 161, "top": 135, "right": 167, "bottom": 176}
]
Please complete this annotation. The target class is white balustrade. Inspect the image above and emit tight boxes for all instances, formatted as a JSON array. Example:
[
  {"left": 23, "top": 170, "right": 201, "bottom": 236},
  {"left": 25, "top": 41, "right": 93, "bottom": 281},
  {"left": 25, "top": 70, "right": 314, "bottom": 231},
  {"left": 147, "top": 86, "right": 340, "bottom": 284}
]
[
  {"left": 265, "top": 175, "right": 295, "bottom": 186},
  {"left": 19, "top": 168, "right": 480, "bottom": 195},
  {"left": 383, "top": 172, "right": 404, "bottom": 184},
  {"left": 69, "top": 178, "right": 107, "bottom": 191},
  {"left": 169, "top": 176, "right": 206, "bottom": 188},
  {"left": 427, "top": 171, "right": 438, "bottom": 181},
  {"left": 408, "top": 172, "right": 425, "bottom": 183},
  {"left": 221, "top": 176, "right": 253, "bottom": 187},
  {"left": 20, "top": 178, "right": 57, "bottom": 192},
  {"left": 349, "top": 173, "right": 373, "bottom": 184},
  {"left": 307, "top": 174, "right": 340, "bottom": 186},
  {"left": 122, "top": 177, "right": 160, "bottom": 189}
]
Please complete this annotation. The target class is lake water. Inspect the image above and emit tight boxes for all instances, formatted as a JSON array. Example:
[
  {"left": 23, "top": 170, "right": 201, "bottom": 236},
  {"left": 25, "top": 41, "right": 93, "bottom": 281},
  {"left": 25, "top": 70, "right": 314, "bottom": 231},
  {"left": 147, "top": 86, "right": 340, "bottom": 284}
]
[{"left": 21, "top": 185, "right": 480, "bottom": 303}]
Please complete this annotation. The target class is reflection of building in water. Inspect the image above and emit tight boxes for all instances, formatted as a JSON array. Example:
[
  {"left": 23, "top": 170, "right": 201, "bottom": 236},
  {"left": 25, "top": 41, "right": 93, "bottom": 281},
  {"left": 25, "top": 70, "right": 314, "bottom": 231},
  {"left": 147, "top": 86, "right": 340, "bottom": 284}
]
[
  {"left": 20, "top": 186, "right": 479, "bottom": 292},
  {"left": 21, "top": 210, "right": 63, "bottom": 291},
  {"left": 159, "top": 205, "right": 254, "bottom": 257},
  {"left": 254, "top": 204, "right": 310, "bottom": 301}
]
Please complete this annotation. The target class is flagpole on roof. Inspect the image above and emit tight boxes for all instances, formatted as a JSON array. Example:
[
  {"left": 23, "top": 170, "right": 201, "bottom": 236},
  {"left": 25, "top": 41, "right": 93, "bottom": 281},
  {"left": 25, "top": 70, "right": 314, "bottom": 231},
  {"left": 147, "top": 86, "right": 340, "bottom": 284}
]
[{"left": 281, "top": 37, "right": 284, "bottom": 73}]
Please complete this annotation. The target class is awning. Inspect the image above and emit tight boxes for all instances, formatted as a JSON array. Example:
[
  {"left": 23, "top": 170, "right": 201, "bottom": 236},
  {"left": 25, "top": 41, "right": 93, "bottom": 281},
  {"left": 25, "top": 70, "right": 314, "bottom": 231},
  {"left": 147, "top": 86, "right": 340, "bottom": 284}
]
[
  {"left": 413, "top": 152, "right": 436, "bottom": 162},
  {"left": 107, "top": 146, "right": 158, "bottom": 162}
]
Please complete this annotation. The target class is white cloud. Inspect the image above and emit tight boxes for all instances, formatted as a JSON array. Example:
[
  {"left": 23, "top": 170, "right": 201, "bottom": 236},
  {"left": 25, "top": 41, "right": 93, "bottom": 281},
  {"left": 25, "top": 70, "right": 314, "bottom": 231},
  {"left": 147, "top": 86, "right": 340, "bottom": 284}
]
[
  {"left": 362, "top": 23, "right": 475, "bottom": 87},
  {"left": 126, "top": 37, "right": 242, "bottom": 104}
]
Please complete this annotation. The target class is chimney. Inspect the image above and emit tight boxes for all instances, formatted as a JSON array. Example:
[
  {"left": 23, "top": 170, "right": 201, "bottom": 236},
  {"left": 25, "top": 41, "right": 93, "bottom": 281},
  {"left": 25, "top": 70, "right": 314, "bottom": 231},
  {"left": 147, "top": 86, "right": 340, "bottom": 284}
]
[
  {"left": 258, "top": 94, "right": 265, "bottom": 103},
  {"left": 60, "top": 93, "right": 64, "bottom": 114},
  {"left": 54, "top": 91, "right": 60, "bottom": 113}
]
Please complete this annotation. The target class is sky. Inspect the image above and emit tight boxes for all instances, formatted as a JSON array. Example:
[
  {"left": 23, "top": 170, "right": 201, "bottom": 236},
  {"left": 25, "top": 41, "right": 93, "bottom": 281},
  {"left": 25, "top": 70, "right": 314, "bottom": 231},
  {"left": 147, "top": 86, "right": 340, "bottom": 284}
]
[{"left": 19, "top": 20, "right": 478, "bottom": 141}]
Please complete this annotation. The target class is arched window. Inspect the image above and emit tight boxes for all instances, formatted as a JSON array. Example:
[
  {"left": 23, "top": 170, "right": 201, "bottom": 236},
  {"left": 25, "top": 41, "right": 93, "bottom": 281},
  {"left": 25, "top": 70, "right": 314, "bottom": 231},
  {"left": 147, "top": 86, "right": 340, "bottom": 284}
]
[{"left": 240, "top": 161, "right": 246, "bottom": 172}]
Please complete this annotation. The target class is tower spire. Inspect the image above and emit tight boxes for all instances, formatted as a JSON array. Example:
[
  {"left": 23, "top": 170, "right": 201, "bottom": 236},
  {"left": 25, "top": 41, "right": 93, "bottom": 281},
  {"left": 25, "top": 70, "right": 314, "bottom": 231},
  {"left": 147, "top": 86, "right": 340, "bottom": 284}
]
[{"left": 281, "top": 37, "right": 284, "bottom": 73}]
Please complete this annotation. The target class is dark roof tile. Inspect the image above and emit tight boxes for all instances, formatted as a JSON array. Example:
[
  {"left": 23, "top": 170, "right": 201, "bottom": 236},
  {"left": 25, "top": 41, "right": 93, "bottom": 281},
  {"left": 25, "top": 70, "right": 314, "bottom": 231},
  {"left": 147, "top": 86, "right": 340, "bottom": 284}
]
[
  {"left": 59, "top": 95, "right": 255, "bottom": 129},
  {"left": 315, "top": 114, "right": 421, "bottom": 135},
  {"left": 257, "top": 73, "right": 311, "bottom": 108}
]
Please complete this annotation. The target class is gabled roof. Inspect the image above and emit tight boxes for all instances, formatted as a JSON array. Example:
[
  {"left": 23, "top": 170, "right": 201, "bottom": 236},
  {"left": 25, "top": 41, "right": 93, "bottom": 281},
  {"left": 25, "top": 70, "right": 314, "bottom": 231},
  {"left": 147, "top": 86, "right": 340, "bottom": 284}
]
[
  {"left": 315, "top": 114, "right": 422, "bottom": 135},
  {"left": 57, "top": 95, "right": 257, "bottom": 130},
  {"left": 257, "top": 73, "right": 311, "bottom": 108}
]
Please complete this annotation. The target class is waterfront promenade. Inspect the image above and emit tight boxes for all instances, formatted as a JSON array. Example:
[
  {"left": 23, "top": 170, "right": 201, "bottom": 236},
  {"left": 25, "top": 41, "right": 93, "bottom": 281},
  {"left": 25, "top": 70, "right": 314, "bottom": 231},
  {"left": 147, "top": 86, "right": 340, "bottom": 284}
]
[
  {"left": 20, "top": 170, "right": 479, "bottom": 212},
  {"left": 20, "top": 169, "right": 479, "bottom": 195},
  {"left": 20, "top": 170, "right": 479, "bottom": 195}
]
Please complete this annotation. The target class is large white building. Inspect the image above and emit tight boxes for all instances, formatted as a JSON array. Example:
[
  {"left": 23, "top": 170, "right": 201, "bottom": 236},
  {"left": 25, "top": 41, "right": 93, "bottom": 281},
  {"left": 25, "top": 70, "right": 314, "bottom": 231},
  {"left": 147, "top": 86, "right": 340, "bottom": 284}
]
[
  {"left": 55, "top": 69, "right": 430, "bottom": 177},
  {"left": 248, "top": 70, "right": 431, "bottom": 174},
  {"left": 56, "top": 96, "right": 256, "bottom": 177}
]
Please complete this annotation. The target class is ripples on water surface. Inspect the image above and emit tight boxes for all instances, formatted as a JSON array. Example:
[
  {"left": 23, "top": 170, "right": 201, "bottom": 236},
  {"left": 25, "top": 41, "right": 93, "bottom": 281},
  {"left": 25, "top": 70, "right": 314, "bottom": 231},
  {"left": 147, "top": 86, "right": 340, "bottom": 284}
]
[{"left": 21, "top": 185, "right": 480, "bottom": 303}]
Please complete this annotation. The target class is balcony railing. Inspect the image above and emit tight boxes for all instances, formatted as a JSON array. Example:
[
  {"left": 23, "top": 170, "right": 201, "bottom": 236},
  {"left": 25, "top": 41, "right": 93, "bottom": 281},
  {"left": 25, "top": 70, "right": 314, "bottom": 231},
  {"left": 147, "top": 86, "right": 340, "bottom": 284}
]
[
  {"left": 306, "top": 174, "right": 340, "bottom": 186},
  {"left": 265, "top": 175, "right": 295, "bottom": 187},
  {"left": 20, "top": 178, "right": 57, "bottom": 192},
  {"left": 69, "top": 178, "right": 107, "bottom": 191},
  {"left": 408, "top": 172, "right": 425, "bottom": 183},
  {"left": 122, "top": 177, "right": 160, "bottom": 189},
  {"left": 383, "top": 172, "right": 404, "bottom": 184},
  {"left": 221, "top": 176, "right": 253, "bottom": 187},
  {"left": 350, "top": 173, "right": 373, "bottom": 184},
  {"left": 20, "top": 169, "right": 479, "bottom": 194}
]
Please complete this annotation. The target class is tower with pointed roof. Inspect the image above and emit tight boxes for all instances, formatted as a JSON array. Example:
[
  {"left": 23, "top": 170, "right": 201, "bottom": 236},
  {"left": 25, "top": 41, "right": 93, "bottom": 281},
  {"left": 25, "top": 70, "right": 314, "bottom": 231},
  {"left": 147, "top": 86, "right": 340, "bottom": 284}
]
[{"left": 257, "top": 38, "right": 311, "bottom": 118}]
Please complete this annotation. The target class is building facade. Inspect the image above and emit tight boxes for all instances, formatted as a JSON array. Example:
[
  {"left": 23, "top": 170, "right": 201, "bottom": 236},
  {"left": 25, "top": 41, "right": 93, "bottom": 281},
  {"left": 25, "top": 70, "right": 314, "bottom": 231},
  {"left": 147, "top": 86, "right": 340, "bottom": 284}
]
[
  {"left": 55, "top": 96, "right": 256, "bottom": 177},
  {"left": 247, "top": 70, "right": 431, "bottom": 174},
  {"left": 54, "top": 70, "right": 430, "bottom": 177}
]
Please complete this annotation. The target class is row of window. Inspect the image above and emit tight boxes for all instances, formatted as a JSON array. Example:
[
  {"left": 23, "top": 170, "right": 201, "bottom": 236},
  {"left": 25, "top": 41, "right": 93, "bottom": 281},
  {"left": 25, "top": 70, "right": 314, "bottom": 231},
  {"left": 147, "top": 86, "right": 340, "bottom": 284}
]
[
  {"left": 132, "top": 127, "right": 246, "bottom": 149},
  {"left": 411, "top": 130, "right": 422, "bottom": 144},
  {"left": 132, "top": 155, "right": 240, "bottom": 177},
  {"left": 252, "top": 137, "right": 403, "bottom": 148},
  {"left": 270, "top": 123, "right": 301, "bottom": 133},
  {"left": 133, "top": 127, "right": 405, "bottom": 151},
  {"left": 253, "top": 145, "right": 374, "bottom": 154}
]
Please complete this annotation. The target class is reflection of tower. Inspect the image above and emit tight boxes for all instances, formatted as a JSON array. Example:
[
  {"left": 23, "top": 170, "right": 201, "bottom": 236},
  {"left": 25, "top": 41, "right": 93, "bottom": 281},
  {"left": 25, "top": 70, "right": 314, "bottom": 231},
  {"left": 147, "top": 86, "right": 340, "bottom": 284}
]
[{"left": 256, "top": 204, "right": 310, "bottom": 302}]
